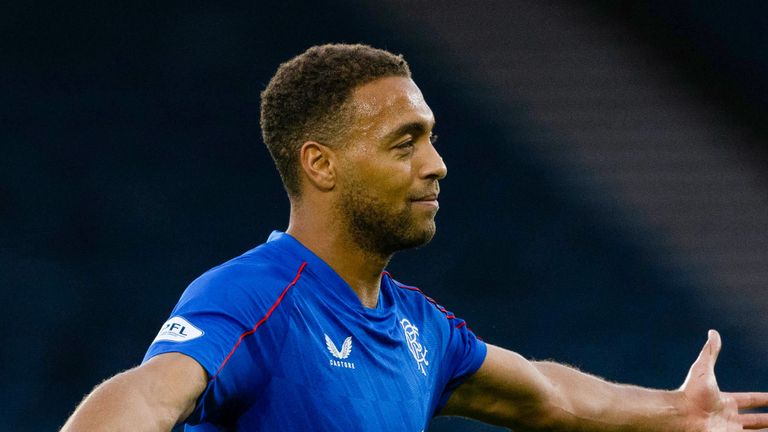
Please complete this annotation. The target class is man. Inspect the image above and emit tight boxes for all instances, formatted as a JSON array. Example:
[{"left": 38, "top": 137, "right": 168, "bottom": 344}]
[{"left": 62, "top": 44, "right": 768, "bottom": 431}]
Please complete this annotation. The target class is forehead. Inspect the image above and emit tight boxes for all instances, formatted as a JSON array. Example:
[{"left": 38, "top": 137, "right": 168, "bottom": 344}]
[{"left": 347, "top": 76, "right": 434, "bottom": 137}]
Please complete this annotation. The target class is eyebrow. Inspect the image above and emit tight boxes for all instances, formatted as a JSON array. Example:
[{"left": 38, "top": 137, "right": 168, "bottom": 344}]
[{"left": 382, "top": 121, "right": 434, "bottom": 143}]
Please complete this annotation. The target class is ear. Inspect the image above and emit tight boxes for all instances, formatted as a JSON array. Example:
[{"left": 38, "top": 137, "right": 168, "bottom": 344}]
[{"left": 299, "top": 141, "right": 336, "bottom": 192}]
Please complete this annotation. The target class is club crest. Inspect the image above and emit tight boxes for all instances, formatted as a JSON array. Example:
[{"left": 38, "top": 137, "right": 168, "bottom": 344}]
[{"left": 400, "top": 318, "right": 428, "bottom": 375}]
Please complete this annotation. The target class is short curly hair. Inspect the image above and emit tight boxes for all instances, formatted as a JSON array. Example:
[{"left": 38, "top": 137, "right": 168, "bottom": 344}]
[{"left": 260, "top": 43, "right": 411, "bottom": 197}]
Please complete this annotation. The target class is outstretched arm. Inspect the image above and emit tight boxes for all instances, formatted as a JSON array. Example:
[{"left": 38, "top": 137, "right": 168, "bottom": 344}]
[
  {"left": 443, "top": 330, "right": 768, "bottom": 431},
  {"left": 60, "top": 353, "right": 207, "bottom": 432}
]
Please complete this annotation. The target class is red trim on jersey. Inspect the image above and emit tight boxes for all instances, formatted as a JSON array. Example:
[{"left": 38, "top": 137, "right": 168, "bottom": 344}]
[
  {"left": 383, "top": 271, "right": 469, "bottom": 329},
  {"left": 211, "top": 261, "right": 307, "bottom": 381},
  {"left": 383, "top": 272, "right": 448, "bottom": 312}
]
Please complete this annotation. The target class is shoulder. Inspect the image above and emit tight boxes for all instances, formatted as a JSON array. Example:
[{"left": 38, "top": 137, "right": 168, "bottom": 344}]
[
  {"left": 179, "top": 244, "right": 307, "bottom": 313},
  {"left": 384, "top": 272, "right": 455, "bottom": 321}
]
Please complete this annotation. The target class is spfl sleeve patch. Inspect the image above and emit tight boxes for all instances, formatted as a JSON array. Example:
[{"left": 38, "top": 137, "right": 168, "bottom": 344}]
[{"left": 152, "top": 316, "right": 204, "bottom": 343}]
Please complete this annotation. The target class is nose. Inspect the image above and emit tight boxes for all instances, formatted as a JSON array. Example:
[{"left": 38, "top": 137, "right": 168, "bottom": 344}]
[{"left": 419, "top": 141, "right": 448, "bottom": 180}]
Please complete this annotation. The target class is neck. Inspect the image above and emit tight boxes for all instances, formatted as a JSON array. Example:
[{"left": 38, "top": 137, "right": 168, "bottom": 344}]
[{"left": 286, "top": 200, "right": 390, "bottom": 309}]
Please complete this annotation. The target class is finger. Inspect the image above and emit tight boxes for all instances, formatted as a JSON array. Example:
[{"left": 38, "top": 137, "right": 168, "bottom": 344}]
[
  {"left": 739, "top": 412, "right": 768, "bottom": 429},
  {"left": 680, "top": 330, "right": 722, "bottom": 389},
  {"left": 706, "top": 329, "right": 722, "bottom": 368},
  {"left": 690, "top": 330, "right": 721, "bottom": 373},
  {"left": 727, "top": 392, "right": 768, "bottom": 409}
]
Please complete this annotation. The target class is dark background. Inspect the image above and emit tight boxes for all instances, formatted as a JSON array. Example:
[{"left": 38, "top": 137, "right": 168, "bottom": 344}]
[{"left": 4, "top": 1, "right": 768, "bottom": 430}]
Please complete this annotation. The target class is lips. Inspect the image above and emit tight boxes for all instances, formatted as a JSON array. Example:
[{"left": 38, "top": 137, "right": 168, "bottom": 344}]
[
  {"left": 412, "top": 194, "right": 438, "bottom": 201},
  {"left": 410, "top": 183, "right": 440, "bottom": 208},
  {"left": 410, "top": 193, "right": 440, "bottom": 210},
  {"left": 410, "top": 184, "right": 440, "bottom": 202}
]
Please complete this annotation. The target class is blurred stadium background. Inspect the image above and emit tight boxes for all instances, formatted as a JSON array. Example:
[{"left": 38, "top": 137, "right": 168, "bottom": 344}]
[{"left": 3, "top": 1, "right": 768, "bottom": 430}]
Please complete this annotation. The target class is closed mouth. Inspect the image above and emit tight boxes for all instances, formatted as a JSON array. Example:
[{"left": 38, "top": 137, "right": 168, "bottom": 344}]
[{"left": 412, "top": 194, "right": 438, "bottom": 201}]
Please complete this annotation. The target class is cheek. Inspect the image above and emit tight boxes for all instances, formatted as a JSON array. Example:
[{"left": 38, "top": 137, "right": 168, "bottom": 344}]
[
  {"left": 355, "top": 159, "right": 411, "bottom": 191},
  {"left": 377, "top": 167, "right": 412, "bottom": 199}
]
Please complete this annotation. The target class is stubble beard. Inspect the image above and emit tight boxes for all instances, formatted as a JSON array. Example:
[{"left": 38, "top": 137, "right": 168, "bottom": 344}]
[{"left": 339, "top": 184, "right": 437, "bottom": 259}]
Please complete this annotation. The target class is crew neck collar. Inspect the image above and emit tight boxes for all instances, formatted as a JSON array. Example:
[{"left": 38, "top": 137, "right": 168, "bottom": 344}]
[{"left": 265, "top": 231, "right": 392, "bottom": 314}]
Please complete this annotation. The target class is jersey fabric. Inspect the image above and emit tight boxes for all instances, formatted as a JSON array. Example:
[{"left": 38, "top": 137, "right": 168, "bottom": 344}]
[{"left": 144, "top": 231, "right": 487, "bottom": 431}]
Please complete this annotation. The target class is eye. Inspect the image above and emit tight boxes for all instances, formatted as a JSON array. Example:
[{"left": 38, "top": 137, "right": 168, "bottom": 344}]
[
  {"left": 392, "top": 139, "right": 415, "bottom": 159},
  {"left": 394, "top": 139, "right": 415, "bottom": 150},
  {"left": 429, "top": 133, "right": 438, "bottom": 145}
]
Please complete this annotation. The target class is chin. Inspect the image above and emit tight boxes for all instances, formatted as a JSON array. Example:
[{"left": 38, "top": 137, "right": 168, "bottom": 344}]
[{"left": 401, "top": 222, "right": 437, "bottom": 250}]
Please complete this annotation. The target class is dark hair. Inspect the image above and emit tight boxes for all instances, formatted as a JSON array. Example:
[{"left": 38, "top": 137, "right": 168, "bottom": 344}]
[{"left": 260, "top": 43, "right": 411, "bottom": 197}]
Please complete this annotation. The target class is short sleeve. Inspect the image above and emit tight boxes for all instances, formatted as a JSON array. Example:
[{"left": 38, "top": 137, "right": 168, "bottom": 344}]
[
  {"left": 142, "top": 262, "right": 295, "bottom": 425},
  {"left": 143, "top": 269, "right": 254, "bottom": 378},
  {"left": 435, "top": 315, "right": 487, "bottom": 413}
]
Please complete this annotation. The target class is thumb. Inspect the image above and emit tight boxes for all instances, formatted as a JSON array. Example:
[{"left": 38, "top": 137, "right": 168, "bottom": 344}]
[
  {"left": 682, "top": 329, "right": 722, "bottom": 389},
  {"left": 702, "top": 329, "right": 722, "bottom": 372}
]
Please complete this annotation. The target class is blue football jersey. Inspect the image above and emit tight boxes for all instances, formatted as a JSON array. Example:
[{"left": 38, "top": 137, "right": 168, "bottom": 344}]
[{"left": 144, "top": 231, "right": 487, "bottom": 431}]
